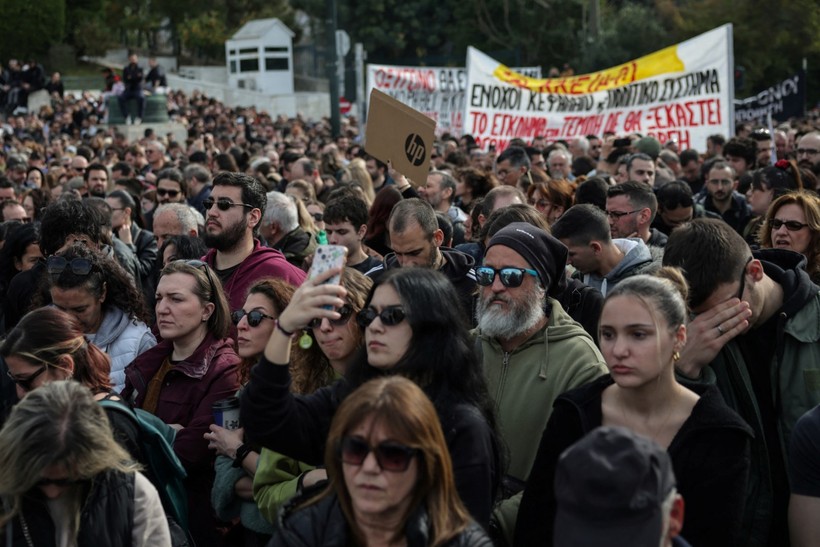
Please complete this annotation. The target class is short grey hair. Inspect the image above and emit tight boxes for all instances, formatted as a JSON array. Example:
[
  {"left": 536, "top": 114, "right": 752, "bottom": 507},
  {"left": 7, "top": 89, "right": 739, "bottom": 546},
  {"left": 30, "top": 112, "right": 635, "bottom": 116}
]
[
  {"left": 184, "top": 163, "right": 210, "bottom": 185},
  {"left": 548, "top": 148, "right": 572, "bottom": 163},
  {"left": 264, "top": 191, "right": 298, "bottom": 233},
  {"left": 154, "top": 203, "right": 199, "bottom": 234}
]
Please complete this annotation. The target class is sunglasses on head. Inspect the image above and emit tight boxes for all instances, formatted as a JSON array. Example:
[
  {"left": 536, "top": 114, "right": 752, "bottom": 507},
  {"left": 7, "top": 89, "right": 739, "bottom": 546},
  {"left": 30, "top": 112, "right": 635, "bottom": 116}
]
[
  {"left": 203, "top": 198, "right": 254, "bottom": 211},
  {"left": 356, "top": 306, "right": 406, "bottom": 328},
  {"left": 178, "top": 259, "right": 217, "bottom": 302},
  {"left": 475, "top": 266, "right": 538, "bottom": 288},
  {"left": 309, "top": 305, "right": 353, "bottom": 329},
  {"left": 232, "top": 309, "right": 276, "bottom": 327},
  {"left": 156, "top": 188, "right": 180, "bottom": 198},
  {"left": 771, "top": 218, "right": 809, "bottom": 231},
  {"left": 339, "top": 436, "right": 419, "bottom": 472},
  {"left": 6, "top": 365, "right": 47, "bottom": 392},
  {"left": 47, "top": 256, "right": 93, "bottom": 276}
]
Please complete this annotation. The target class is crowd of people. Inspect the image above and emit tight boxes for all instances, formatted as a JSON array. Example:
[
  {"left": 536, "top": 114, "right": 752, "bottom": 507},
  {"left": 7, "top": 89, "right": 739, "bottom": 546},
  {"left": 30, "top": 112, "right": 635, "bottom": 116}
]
[{"left": 0, "top": 76, "right": 818, "bottom": 547}]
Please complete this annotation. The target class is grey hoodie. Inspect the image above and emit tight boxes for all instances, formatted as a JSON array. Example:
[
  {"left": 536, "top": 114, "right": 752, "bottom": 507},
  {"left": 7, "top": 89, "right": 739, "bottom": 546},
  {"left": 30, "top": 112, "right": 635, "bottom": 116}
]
[
  {"left": 87, "top": 306, "right": 156, "bottom": 393},
  {"left": 582, "top": 238, "right": 660, "bottom": 296}
]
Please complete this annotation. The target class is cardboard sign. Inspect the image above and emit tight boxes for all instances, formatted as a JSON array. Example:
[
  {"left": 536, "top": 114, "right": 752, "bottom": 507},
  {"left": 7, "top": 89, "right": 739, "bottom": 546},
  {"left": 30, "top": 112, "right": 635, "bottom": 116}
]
[{"left": 365, "top": 88, "right": 436, "bottom": 185}]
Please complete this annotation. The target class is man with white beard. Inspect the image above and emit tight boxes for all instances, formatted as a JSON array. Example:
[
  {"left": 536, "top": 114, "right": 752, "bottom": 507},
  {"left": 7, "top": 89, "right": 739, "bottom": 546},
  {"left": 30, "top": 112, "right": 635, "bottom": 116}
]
[{"left": 473, "top": 222, "right": 607, "bottom": 544}]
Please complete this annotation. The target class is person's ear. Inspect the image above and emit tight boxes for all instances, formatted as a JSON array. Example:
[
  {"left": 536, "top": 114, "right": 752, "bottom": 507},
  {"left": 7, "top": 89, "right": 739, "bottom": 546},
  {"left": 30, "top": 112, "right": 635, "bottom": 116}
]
[
  {"left": 56, "top": 354, "right": 75, "bottom": 377},
  {"left": 202, "top": 302, "right": 215, "bottom": 322},
  {"left": 748, "top": 258, "right": 765, "bottom": 282},
  {"left": 667, "top": 494, "right": 685, "bottom": 538},
  {"left": 590, "top": 241, "right": 603, "bottom": 255},
  {"left": 432, "top": 229, "right": 444, "bottom": 247},
  {"left": 100, "top": 282, "right": 107, "bottom": 304},
  {"left": 357, "top": 223, "right": 367, "bottom": 240}
]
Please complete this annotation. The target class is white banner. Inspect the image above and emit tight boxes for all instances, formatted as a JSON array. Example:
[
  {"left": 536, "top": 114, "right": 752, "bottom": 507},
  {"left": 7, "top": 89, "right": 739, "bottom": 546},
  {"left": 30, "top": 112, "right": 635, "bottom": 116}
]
[
  {"left": 366, "top": 64, "right": 541, "bottom": 136},
  {"left": 464, "top": 25, "right": 734, "bottom": 153}
]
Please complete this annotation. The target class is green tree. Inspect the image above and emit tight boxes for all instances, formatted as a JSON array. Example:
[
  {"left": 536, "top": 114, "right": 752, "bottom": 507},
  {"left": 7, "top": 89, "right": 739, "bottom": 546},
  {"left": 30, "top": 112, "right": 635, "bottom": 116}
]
[{"left": 0, "top": 0, "right": 65, "bottom": 60}]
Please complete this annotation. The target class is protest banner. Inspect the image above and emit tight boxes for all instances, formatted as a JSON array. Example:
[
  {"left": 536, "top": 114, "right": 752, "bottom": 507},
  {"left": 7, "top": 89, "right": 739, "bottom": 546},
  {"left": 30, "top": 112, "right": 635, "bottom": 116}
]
[
  {"left": 366, "top": 64, "right": 541, "bottom": 136},
  {"left": 464, "top": 24, "right": 734, "bottom": 153},
  {"left": 734, "top": 71, "right": 805, "bottom": 123}
]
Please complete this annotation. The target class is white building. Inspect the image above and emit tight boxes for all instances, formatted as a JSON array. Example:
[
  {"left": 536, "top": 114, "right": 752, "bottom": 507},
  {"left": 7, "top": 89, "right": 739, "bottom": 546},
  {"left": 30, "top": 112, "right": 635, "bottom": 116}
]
[{"left": 225, "top": 18, "right": 294, "bottom": 95}]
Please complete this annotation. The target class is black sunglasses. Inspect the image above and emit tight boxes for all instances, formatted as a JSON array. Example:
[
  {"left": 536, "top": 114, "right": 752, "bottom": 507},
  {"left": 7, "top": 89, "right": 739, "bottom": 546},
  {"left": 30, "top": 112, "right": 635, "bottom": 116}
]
[
  {"left": 156, "top": 188, "right": 180, "bottom": 198},
  {"left": 771, "top": 218, "right": 809, "bottom": 231},
  {"left": 47, "top": 256, "right": 93, "bottom": 276},
  {"left": 356, "top": 306, "right": 406, "bottom": 328},
  {"left": 203, "top": 198, "right": 254, "bottom": 211},
  {"left": 7, "top": 366, "right": 47, "bottom": 392},
  {"left": 311, "top": 212, "right": 324, "bottom": 222},
  {"left": 475, "top": 266, "right": 538, "bottom": 288},
  {"left": 339, "top": 436, "right": 419, "bottom": 472},
  {"left": 232, "top": 309, "right": 276, "bottom": 327},
  {"left": 309, "top": 305, "right": 353, "bottom": 329}
]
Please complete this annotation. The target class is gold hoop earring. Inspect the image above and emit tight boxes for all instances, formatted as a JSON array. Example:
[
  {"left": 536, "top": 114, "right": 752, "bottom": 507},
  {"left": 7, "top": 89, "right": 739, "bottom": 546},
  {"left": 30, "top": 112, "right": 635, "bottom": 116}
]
[{"left": 672, "top": 351, "right": 681, "bottom": 362}]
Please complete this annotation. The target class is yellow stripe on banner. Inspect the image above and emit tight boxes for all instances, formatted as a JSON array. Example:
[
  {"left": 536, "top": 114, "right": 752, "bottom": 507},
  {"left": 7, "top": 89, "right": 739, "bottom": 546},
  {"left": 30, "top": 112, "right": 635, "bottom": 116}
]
[{"left": 492, "top": 44, "right": 685, "bottom": 95}]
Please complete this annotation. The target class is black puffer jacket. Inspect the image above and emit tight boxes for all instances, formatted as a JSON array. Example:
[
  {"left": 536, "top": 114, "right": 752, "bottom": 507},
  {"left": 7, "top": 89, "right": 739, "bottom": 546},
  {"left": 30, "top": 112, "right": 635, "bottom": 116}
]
[{"left": 271, "top": 492, "right": 492, "bottom": 547}]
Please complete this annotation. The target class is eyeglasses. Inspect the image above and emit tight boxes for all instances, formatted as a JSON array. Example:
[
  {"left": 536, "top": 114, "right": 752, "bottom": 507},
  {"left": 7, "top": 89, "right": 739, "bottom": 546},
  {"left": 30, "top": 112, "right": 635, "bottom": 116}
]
[
  {"left": 356, "top": 306, "right": 406, "bottom": 328},
  {"left": 203, "top": 198, "right": 254, "bottom": 212},
  {"left": 156, "top": 188, "right": 180, "bottom": 198},
  {"left": 529, "top": 198, "right": 552, "bottom": 209},
  {"left": 47, "top": 256, "right": 92, "bottom": 275},
  {"left": 606, "top": 209, "right": 640, "bottom": 219},
  {"left": 310, "top": 212, "right": 324, "bottom": 222},
  {"left": 339, "top": 436, "right": 419, "bottom": 472},
  {"left": 232, "top": 309, "right": 276, "bottom": 327},
  {"left": 475, "top": 266, "right": 538, "bottom": 288},
  {"left": 796, "top": 148, "right": 819, "bottom": 157},
  {"left": 309, "top": 305, "right": 353, "bottom": 329},
  {"left": 6, "top": 366, "right": 47, "bottom": 392},
  {"left": 737, "top": 256, "right": 753, "bottom": 301},
  {"left": 771, "top": 218, "right": 809, "bottom": 231}
]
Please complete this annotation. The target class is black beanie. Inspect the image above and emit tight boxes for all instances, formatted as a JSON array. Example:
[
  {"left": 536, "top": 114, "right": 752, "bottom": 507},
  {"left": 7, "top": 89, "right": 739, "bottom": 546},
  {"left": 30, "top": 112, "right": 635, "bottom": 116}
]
[{"left": 485, "top": 222, "right": 568, "bottom": 297}]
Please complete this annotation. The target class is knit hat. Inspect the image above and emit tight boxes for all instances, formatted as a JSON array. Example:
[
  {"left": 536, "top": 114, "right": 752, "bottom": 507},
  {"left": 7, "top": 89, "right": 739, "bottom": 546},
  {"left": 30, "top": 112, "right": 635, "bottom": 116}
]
[
  {"left": 635, "top": 136, "right": 662, "bottom": 160},
  {"left": 554, "top": 426, "right": 677, "bottom": 547},
  {"left": 485, "top": 222, "right": 568, "bottom": 297}
]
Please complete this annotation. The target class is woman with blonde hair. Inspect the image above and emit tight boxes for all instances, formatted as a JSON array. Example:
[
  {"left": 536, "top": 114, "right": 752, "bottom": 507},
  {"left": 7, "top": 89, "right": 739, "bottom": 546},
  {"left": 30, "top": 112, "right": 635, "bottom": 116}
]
[
  {"left": 758, "top": 191, "right": 820, "bottom": 284},
  {"left": 0, "top": 381, "right": 170, "bottom": 545},
  {"left": 516, "top": 269, "right": 752, "bottom": 547},
  {"left": 271, "top": 376, "right": 491, "bottom": 546},
  {"left": 347, "top": 158, "right": 376, "bottom": 205}
]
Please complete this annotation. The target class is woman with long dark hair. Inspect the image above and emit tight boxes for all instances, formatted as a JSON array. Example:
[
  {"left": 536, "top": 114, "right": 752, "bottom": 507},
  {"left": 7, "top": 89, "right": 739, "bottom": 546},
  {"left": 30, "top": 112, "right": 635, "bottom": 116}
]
[{"left": 242, "top": 267, "right": 501, "bottom": 527}]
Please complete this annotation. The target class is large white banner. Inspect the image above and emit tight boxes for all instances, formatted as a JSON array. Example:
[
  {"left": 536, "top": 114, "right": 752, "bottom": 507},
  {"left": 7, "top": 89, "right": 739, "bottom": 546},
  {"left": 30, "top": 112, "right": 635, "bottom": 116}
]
[
  {"left": 366, "top": 64, "right": 541, "bottom": 136},
  {"left": 464, "top": 25, "right": 734, "bottom": 153}
]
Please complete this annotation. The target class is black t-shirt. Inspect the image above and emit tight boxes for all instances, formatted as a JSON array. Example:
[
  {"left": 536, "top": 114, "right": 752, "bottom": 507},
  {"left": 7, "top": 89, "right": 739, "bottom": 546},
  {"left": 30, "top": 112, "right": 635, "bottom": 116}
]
[{"left": 349, "top": 255, "right": 381, "bottom": 275}]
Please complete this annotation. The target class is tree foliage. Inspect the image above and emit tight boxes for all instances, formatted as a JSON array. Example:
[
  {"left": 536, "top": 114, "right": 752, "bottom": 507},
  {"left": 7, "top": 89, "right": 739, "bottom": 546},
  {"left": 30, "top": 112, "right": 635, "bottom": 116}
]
[{"left": 0, "top": 0, "right": 65, "bottom": 60}]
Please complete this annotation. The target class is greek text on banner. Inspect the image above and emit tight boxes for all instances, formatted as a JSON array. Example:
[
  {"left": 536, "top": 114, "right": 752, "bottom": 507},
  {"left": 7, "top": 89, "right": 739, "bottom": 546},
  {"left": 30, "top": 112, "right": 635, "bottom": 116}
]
[{"left": 464, "top": 24, "right": 733, "bottom": 153}]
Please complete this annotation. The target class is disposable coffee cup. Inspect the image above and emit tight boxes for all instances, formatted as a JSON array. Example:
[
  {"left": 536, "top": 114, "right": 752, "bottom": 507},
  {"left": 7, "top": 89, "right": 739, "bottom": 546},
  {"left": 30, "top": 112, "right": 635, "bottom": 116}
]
[{"left": 213, "top": 397, "right": 241, "bottom": 430}]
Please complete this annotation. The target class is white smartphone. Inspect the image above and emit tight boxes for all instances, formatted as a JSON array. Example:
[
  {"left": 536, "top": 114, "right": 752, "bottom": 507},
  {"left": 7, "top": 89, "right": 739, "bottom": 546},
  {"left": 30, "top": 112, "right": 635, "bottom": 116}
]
[{"left": 308, "top": 245, "right": 347, "bottom": 286}]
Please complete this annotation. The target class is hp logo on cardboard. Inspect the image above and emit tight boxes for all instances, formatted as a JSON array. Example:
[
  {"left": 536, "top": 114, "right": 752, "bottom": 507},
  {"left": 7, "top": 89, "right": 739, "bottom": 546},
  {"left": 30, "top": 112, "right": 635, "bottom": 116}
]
[{"left": 405, "top": 134, "right": 426, "bottom": 166}]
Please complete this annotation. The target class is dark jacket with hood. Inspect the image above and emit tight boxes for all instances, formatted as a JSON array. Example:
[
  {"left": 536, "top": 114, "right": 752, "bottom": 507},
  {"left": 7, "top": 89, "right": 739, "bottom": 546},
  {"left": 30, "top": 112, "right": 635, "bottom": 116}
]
[
  {"left": 515, "top": 376, "right": 753, "bottom": 547},
  {"left": 271, "top": 491, "right": 492, "bottom": 547},
  {"left": 203, "top": 238, "right": 306, "bottom": 312},
  {"left": 680, "top": 249, "right": 820, "bottom": 547},
  {"left": 366, "top": 247, "right": 477, "bottom": 324}
]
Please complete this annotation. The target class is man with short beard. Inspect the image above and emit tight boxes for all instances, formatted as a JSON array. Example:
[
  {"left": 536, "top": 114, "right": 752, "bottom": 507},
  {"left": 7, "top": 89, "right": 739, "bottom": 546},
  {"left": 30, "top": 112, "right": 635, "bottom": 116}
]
[
  {"left": 202, "top": 172, "right": 305, "bottom": 312},
  {"left": 473, "top": 222, "right": 607, "bottom": 544},
  {"left": 796, "top": 132, "right": 820, "bottom": 177}
]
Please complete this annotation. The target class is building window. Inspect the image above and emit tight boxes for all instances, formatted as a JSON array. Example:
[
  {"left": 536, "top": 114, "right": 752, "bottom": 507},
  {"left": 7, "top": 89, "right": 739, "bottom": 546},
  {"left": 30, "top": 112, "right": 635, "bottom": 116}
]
[{"left": 265, "top": 58, "right": 289, "bottom": 71}]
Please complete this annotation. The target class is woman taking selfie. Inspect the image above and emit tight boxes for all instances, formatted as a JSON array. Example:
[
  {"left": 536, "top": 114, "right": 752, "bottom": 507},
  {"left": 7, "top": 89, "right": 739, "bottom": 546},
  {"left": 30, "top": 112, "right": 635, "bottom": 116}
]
[
  {"left": 515, "top": 270, "right": 753, "bottom": 547},
  {"left": 122, "top": 259, "right": 240, "bottom": 547},
  {"left": 0, "top": 381, "right": 170, "bottom": 545},
  {"left": 271, "top": 376, "right": 491, "bottom": 546},
  {"left": 242, "top": 268, "right": 500, "bottom": 527}
]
